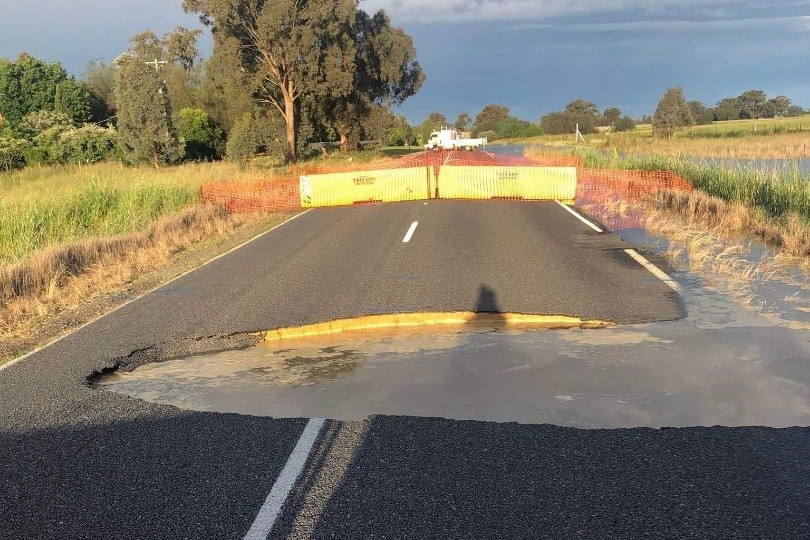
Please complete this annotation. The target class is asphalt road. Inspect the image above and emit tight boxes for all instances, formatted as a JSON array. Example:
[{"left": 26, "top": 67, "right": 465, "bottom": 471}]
[{"left": 1, "top": 200, "right": 808, "bottom": 539}]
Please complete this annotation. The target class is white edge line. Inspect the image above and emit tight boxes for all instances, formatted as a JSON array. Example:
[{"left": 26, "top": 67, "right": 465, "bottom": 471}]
[
  {"left": 624, "top": 249, "right": 681, "bottom": 291},
  {"left": 244, "top": 417, "right": 326, "bottom": 540},
  {"left": 402, "top": 221, "right": 419, "bottom": 243},
  {"left": 0, "top": 210, "right": 312, "bottom": 374},
  {"left": 555, "top": 201, "right": 603, "bottom": 233}
]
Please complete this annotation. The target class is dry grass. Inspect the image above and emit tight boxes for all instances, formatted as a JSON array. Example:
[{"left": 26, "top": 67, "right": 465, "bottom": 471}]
[
  {"left": 0, "top": 161, "right": 265, "bottom": 203},
  {"left": 579, "top": 186, "right": 809, "bottom": 308},
  {"left": 524, "top": 115, "right": 810, "bottom": 159},
  {"left": 651, "top": 189, "right": 810, "bottom": 258},
  {"left": 602, "top": 131, "right": 810, "bottom": 160},
  {"left": 0, "top": 204, "right": 262, "bottom": 345}
]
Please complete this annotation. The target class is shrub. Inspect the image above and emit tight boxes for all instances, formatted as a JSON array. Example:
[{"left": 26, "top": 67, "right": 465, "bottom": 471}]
[
  {"left": 613, "top": 116, "right": 636, "bottom": 132},
  {"left": 16, "top": 110, "right": 73, "bottom": 140},
  {"left": 0, "top": 136, "right": 30, "bottom": 171},
  {"left": 226, "top": 114, "right": 259, "bottom": 169},
  {"left": 178, "top": 108, "right": 225, "bottom": 161},
  {"left": 55, "top": 125, "right": 117, "bottom": 164},
  {"left": 29, "top": 125, "right": 72, "bottom": 165}
]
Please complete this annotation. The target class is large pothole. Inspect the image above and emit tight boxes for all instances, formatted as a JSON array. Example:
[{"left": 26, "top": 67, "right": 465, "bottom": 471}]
[{"left": 92, "top": 283, "right": 810, "bottom": 428}]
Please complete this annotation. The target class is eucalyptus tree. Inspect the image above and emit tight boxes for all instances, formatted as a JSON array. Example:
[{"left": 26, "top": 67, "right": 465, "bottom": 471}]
[
  {"left": 164, "top": 26, "right": 204, "bottom": 74},
  {"left": 454, "top": 113, "right": 471, "bottom": 133},
  {"left": 315, "top": 9, "right": 424, "bottom": 151},
  {"left": 114, "top": 55, "right": 184, "bottom": 168},
  {"left": 473, "top": 105, "right": 510, "bottom": 135},
  {"left": 652, "top": 86, "right": 693, "bottom": 139},
  {"left": 184, "top": 0, "right": 423, "bottom": 160}
]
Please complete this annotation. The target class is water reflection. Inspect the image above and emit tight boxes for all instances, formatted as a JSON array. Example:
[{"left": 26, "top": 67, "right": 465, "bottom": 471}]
[
  {"left": 688, "top": 156, "right": 810, "bottom": 175},
  {"left": 96, "top": 271, "right": 809, "bottom": 428}
]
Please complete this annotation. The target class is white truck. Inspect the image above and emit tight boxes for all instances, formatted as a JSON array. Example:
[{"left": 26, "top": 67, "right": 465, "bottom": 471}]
[{"left": 424, "top": 128, "right": 487, "bottom": 151}]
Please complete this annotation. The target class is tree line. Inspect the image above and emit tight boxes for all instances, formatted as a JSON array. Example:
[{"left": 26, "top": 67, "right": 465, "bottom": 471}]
[
  {"left": 0, "top": 0, "right": 424, "bottom": 171},
  {"left": 650, "top": 87, "right": 806, "bottom": 139},
  {"left": 2, "top": 1, "right": 808, "bottom": 174},
  {"left": 428, "top": 87, "right": 806, "bottom": 143}
]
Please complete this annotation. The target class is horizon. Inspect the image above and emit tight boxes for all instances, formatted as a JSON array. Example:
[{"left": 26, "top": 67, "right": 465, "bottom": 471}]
[{"left": 1, "top": 1, "right": 808, "bottom": 124}]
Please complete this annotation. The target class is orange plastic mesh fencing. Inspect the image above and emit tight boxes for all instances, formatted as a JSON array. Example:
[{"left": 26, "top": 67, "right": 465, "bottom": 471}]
[
  {"left": 574, "top": 169, "right": 693, "bottom": 231},
  {"left": 576, "top": 168, "right": 693, "bottom": 203},
  {"left": 289, "top": 156, "right": 406, "bottom": 176},
  {"left": 526, "top": 154, "right": 584, "bottom": 168},
  {"left": 200, "top": 178, "right": 300, "bottom": 213},
  {"left": 199, "top": 151, "right": 694, "bottom": 214}
]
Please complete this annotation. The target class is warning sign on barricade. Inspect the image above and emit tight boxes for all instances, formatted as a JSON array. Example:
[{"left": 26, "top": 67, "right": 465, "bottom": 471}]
[
  {"left": 300, "top": 167, "right": 432, "bottom": 208},
  {"left": 438, "top": 166, "right": 577, "bottom": 201}
]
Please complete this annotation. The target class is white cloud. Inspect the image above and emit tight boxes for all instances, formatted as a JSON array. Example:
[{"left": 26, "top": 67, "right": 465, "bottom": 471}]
[{"left": 360, "top": 0, "right": 804, "bottom": 23}]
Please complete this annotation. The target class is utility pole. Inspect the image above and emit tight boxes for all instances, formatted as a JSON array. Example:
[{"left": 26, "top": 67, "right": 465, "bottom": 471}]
[{"left": 145, "top": 59, "right": 167, "bottom": 71}]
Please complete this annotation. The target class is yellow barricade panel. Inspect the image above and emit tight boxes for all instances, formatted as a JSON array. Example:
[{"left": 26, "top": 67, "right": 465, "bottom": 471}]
[
  {"left": 300, "top": 168, "right": 431, "bottom": 208},
  {"left": 438, "top": 166, "right": 577, "bottom": 201}
]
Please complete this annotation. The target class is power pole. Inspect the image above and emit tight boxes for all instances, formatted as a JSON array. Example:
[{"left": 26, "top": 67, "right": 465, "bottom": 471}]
[{"left": 145, "top": 59, "right": 167, "bottom": 71}]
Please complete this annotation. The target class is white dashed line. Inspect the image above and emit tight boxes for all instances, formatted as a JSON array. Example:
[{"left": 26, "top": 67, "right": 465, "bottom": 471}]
[
  {"left": 555, "top": 201, "right": 603, "bottom": 233},
  {"left": 624, "top": 249, "right": 681, "bottom": 291},
  {"left": 402, "top": 221, "right": 419, "bottom": 243},
  {"left": 243, "top": 417, "right": 326, "bottom": 540}
]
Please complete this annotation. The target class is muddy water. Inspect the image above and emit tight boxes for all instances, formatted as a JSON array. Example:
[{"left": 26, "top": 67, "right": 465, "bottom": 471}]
[{"left": 96, "top": 266, "right": 810, "bottom": 427}]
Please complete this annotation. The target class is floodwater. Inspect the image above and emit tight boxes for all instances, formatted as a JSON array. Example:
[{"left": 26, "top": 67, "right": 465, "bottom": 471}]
[
  {"left": 506, "top": 142, "right": 810, "bottom": 176},
  {"left": 687, "top": 156, "right": 810, "bottom": 175},
  {"left": 97, "top": 255, "right": 810, "bottom": 428}
]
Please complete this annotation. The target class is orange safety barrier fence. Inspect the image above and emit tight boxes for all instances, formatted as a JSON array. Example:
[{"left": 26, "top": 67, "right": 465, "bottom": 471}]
[
  {"left": 574, "top": 168, "right": 693, "bottom": 232},
  {"left": 200, "top": 178, "right": 300, "bottom": 213},
  {"left": 576, "top": 168, "right": 693, "bottom": 203},
  {"left": 198, "top": 151, "right": 694, "bottom": 215}
]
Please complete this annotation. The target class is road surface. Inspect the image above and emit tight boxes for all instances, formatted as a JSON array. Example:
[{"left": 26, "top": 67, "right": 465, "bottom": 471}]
[{"left": 1, "top": 200, "right": 807, "bottom": 539}]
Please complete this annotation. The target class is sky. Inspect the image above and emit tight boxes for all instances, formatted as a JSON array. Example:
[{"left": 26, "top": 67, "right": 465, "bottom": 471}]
[{"left": 1, "top": 0, "right": 809, "bottom": 124}]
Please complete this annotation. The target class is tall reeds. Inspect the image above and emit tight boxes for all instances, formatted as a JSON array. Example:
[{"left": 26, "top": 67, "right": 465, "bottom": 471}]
[
  {"left": 0, "top": 181, "right": 199, "bottom": 264},
  {"left": 576, "top": 150, "right": 810, "bottom": 222}
]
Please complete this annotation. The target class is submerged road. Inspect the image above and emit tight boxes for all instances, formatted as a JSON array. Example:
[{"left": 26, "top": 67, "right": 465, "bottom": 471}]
[{"left": 1, "top": 200, "right": 808, "bottom": 539}]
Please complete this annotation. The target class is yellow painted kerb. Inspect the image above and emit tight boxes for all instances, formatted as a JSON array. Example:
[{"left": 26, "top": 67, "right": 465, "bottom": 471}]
[{"left": 262, "top": 312, "right": 615, "bottom": 342}]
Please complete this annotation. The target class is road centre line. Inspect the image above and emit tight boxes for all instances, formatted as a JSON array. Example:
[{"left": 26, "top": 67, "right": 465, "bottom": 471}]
[
  {"left": 555, "top": 201, "right": 603, "bottom": 233},
  {"left": 243, "top": 418, "right": 326, "bottom": 540},
  {"left": 402, "top": 221, "right": 419, "bottom": 243},
  {"left": 624, "top": 248, "right": 681, "bottom": 291},
  {"left": 0, "top": 210, "right": 312, "bottom": 374}
]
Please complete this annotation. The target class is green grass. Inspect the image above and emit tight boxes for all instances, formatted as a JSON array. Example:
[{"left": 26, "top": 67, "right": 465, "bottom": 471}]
[
  {"left": 682, "top": 115, "right": 810, "bottom": 139},
  {"left": 0, "top": 180, "right": 199, "bottom": 264},
  {"left": 577, "top": 149, "right": 810, "bottom": 222},
  {"left": 0, "top": 161, "right": 261, "bottom": 265}
]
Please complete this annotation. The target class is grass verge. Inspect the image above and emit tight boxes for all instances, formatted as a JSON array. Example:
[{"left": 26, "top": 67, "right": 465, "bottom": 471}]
[
  {"left": 0, "top": 160, "right": 300, "bottom": 363},
  {"left": 0, "top": 205, "right": 292, "bottom": 363}
]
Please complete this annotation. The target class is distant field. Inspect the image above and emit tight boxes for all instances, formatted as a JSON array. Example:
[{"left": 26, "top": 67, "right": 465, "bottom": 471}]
[{"left": 521, "top": 115, "right": 810, "bottom": 159}]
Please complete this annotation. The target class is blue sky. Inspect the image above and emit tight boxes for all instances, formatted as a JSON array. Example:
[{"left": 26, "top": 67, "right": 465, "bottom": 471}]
[{"left": 1, "top": 1, "right": 809, "bottom": 124}]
